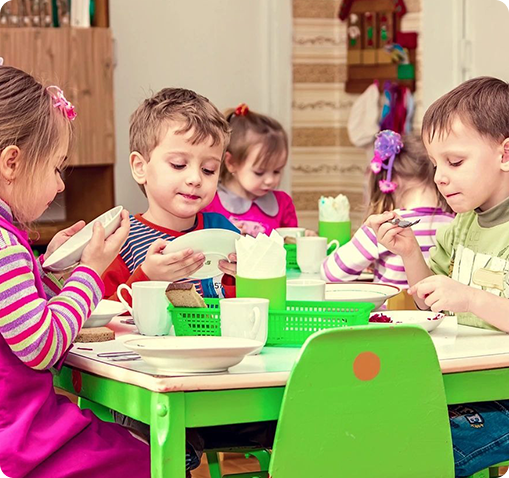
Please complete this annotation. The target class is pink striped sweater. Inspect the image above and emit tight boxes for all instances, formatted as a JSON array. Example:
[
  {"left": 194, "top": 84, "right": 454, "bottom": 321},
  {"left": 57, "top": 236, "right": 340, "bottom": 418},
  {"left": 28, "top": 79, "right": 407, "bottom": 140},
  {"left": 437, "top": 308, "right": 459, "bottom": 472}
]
[
  {"left": 321, "top": 207, "right": 455, "bottom": 288},
  {"left": 0, "top": 200, "right": 103, "bottom": 370}
]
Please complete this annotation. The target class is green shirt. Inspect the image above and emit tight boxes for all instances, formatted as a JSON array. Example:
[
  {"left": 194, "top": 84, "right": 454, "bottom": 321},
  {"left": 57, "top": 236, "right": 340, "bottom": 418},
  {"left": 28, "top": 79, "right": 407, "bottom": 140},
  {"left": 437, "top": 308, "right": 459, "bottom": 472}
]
[{"left": 429, "top": 196, "right": 509, "bottom": 330}]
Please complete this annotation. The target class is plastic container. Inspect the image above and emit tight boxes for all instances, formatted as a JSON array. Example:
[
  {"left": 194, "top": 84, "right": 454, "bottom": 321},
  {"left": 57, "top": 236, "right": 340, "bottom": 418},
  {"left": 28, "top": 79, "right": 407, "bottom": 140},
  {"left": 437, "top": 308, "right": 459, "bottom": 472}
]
[
  {"left": 284, "top": 244, "right": 300, "bottom": 270},
  {"left": 169, "top": 299, "right": 374, "bottom": 347}
]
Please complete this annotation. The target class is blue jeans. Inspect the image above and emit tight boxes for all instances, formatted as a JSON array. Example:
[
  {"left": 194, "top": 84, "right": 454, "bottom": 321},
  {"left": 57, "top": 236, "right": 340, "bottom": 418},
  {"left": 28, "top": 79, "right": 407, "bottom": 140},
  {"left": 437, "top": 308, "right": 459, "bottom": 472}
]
[{"left": 450, "top": 400, "right": 509, "bottom": 477}]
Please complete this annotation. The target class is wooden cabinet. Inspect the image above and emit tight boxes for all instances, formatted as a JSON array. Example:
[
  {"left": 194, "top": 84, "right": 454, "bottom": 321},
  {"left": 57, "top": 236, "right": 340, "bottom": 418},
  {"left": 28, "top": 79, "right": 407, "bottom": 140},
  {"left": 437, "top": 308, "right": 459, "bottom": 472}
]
[{"left": 0, "top": 27, "right": 116, "bottom": 244}]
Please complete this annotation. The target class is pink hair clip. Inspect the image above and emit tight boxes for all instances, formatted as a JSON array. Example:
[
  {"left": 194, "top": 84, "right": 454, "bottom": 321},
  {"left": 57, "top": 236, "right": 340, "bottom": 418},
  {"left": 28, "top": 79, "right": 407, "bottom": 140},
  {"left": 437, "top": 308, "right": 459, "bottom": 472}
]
[
  {"left": 46, "top": 85, "right": 77, "bottom": 121},
  {"left": 370, "top": 130, "right": 403, "bottom": 194}
]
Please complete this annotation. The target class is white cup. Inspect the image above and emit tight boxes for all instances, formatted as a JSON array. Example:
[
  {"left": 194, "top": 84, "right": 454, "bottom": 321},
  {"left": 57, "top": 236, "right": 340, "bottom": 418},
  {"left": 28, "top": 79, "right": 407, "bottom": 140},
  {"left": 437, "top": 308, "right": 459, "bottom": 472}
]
[
  {"left": 117, "top": 281, "right": 171, "bottom": 336},
  {"left": 275, "top": 227, "right": 305, "bottom": 239},
  {"left": 220, "top": 298, "right": 269, "bottom": 355},
  {"left": 296, "top": 236, "right": 339, "bottom": 274},
  {"left": 287, "top": 279, "right": 326, "bottom": 301}
]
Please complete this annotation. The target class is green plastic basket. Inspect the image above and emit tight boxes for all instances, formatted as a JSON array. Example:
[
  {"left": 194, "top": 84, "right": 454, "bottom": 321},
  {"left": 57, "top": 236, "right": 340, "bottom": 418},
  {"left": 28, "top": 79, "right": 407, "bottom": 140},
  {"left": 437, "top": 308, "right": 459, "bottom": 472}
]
[
  {"left": 284, "top": 243, "right": 300, "bottom": 270},
  {"left": 169, "top": 298, "right": 374, "bottom": 347}
]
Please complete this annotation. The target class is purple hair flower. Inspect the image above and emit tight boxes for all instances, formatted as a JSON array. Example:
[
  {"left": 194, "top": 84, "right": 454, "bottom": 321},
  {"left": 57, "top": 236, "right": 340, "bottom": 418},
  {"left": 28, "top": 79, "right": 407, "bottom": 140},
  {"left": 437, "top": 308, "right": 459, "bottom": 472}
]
[{"left": 371, "top": 130, "right": 403, "bottom": 194}]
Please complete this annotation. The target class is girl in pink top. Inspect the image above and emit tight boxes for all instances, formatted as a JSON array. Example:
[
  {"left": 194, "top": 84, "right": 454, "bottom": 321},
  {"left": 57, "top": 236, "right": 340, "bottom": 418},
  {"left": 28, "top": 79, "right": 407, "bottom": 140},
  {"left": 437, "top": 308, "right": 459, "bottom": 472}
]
[
  {"left": 0, "top": 64, "right": 154, "bottom": 477},
  {"left": 204, "top": 103, "right": 298, "bottom": 236}
]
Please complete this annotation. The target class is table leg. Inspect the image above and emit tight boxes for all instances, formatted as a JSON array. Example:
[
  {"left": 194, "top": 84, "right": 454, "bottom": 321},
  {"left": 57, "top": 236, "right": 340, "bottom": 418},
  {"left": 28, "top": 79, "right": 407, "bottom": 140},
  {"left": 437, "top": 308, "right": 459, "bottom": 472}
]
[{"left": 150, "top": 392, "right": 187, "bottom": 478}]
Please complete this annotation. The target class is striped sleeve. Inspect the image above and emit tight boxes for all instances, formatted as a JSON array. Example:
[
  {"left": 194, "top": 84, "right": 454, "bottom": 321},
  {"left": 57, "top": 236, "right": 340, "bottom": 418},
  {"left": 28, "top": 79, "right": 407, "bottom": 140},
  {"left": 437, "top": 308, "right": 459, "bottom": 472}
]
[
  {"left": 35, "top": 254, "right": 64, "bottom": 299},
  {"left": 321, "top": 225, "right": 379, "bottom": 282},
  {"left": 0, "top": 244, "right": 104, "bottom": 370}
]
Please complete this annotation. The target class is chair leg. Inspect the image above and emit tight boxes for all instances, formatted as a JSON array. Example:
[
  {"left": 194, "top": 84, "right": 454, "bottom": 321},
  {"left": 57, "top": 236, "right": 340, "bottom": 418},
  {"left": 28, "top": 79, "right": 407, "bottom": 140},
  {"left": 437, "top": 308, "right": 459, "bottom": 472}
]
[
  {"left": 244, "top": 450, "right": 271, "bottom": 472},
  {"left": 206, "top": 451, "right": 223, "bottom": 478}
]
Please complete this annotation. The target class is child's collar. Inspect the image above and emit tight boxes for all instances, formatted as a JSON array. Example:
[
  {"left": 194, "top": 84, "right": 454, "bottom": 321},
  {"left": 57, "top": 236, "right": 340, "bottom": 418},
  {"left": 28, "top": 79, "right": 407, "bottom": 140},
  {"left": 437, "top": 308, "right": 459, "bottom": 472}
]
[
  {"left": 0, "top": 198, "right": 13, "bottom": 224},
  {"left": 476, "top": 195, "right": 509, "bottom": 228},
  {"left": 218, "top": 184, "right": 279, "bottom": 217}
]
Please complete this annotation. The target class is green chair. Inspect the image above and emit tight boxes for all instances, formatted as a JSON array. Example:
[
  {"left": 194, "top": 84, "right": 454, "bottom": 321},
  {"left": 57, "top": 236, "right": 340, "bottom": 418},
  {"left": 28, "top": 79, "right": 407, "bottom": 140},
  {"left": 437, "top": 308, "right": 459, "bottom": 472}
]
[{"left": 223, "top": 324, "right": 455, "bottom": 477}]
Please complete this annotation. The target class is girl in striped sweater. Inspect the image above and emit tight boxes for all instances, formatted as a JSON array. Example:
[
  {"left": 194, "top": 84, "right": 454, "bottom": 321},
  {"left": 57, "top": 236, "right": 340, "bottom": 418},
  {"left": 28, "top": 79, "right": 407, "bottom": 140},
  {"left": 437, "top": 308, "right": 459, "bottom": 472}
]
[
  {"left": 0, "top": 65, "right": 152, "bottom": 477},
  {"left": 322, "top": 131, "right": 454, "bottom": 289}
]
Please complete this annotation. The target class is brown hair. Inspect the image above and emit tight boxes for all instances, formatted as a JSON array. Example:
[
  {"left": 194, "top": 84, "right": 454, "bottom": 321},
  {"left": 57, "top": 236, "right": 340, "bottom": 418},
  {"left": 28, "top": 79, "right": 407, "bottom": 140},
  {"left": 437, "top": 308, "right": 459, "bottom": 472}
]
[
  {"left": 219, "top": 107, "right": 288, "bottom": 183},
  {"left": 129, "top": 88, "right": 231, "bottom": 195},
  {"left": 366, "top": 134, "right": 451, "bottom": 216},
  {"left": 422, "top": 76, "right": 509, "bottom": 143},
  {"left": 0, "top": 65, "right": 72, "bottom": 223}
]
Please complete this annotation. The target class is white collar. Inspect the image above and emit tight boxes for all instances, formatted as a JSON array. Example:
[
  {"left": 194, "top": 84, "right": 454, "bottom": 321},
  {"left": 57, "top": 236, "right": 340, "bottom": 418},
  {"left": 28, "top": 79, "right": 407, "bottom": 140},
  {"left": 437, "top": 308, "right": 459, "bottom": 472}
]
[{"left": 218, "top": 184, "right": 279, "bottom": 217}]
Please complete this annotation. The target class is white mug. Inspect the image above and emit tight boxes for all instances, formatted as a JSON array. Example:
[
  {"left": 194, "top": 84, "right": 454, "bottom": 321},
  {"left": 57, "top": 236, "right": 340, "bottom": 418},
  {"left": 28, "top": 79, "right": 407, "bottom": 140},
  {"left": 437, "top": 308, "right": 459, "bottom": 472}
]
[
  {"left": 296, "top": 236, "right": 339, "bottom": 274},
  {"left": 117, "top": 281, "right": 171, "bottom": 336},
  {"left": 220, "top": 298, "right": 269, "bottom": 355},
  {"left": 287, "top": 279, "right": 326, "bottom": 301}
]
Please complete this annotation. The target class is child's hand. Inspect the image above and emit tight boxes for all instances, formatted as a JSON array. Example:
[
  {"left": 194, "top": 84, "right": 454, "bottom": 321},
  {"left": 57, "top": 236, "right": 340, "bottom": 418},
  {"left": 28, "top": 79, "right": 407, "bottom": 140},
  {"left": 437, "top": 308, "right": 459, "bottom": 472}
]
[
  {"left": 408, "top": 275, "right": 473, "bottom": 313},
  {"left": 365, "top": 211, "right": 420, "bottom": 258},
  {"left": 218, "top": 253, "right": 237, "bottom": 277},
  {"left": 141, "top": 239, "right": 206, "bottom": 281},
  {"left": 304, "top": 229, "right": 318, "bottom": 237},
  {"left": 45, "top": 220, "right": 87, "bottom": 260},
  {"left": 81, "top": 210, "right": 130, "bottom": 276}
]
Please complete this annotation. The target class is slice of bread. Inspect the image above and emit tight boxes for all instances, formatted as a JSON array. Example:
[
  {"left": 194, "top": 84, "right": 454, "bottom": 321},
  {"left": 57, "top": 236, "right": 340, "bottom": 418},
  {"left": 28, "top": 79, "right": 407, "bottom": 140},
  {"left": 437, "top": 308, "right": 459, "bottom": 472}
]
[
  {"left": 165, "top": 283, "right": 207, "bottom": 308},
  {"left": 75, "top": 326, "right": 115, "bottom": 343}
]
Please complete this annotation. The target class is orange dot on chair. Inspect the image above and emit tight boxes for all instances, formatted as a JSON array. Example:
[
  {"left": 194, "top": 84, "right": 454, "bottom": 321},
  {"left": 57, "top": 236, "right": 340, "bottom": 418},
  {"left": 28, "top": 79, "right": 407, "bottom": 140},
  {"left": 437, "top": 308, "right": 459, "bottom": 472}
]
[{"left": 353, "top": 351, "right": 381, "bottom": 381}]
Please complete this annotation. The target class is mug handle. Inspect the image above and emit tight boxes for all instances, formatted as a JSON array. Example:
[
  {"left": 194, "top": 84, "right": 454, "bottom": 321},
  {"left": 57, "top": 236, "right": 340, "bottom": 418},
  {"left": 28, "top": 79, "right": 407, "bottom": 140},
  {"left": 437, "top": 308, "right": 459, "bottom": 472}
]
[
  {"left": 250, "top": 306, "right": 261, "bottom": 338},
  {"left": 117, "top": 284, "right": 134, "bottom": 315},
  {"left": 327, "top": 239, "right": 340, "bottom": 254}
]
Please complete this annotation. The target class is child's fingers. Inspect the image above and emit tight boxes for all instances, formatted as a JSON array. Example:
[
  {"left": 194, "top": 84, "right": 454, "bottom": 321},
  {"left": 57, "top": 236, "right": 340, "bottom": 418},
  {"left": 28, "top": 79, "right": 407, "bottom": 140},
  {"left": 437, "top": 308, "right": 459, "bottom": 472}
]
[
  {"left": 176, "top": 260, "right": 206, "bottom": 278},
  {"left": 63, "top": 220, "right": 86, "bottom": 237},
  {"left": 162, "top": 248, "right": 195, "bottom": 265},
  {"left": 146, "top": 239, "right": 170, "bottom": 256},
  {"left": 227, "top": 253, "right": 237, "bottom": 262},
  {"left": 171, "top": 253, "right": 205, "bottom": 271},
  {"left": 218, "top": 260, "right": 236, "bottom": 275},
  {"left": 365, "top": 211, "right": 395, "bottom": 231},
  {"left": 87, "top": 222, "right": 105, "bottom": 252}
]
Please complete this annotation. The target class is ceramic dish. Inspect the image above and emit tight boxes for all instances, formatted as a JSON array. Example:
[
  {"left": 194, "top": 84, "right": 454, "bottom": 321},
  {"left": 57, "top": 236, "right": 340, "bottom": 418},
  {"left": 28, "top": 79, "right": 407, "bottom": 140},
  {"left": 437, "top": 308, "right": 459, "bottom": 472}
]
[
  {"left": 84, "top": 300, "right": 127, "bottom": 328},
  {"left": 369, "top": 310, "right": 446, "bottom": 333},
  {"left": 325, "top": 282, "right": 401, "bottom": 310},
  {"left": 123, "top": 336, "right": 260, "bottom": 372},
  {"left": 162, "top": 228, "right": 241, "bottom": 279},
  {"left": 275, "top": 227, "right": 305, "bottom": 238},
  {"left": 43, "top": 206, "right": 123, "bottom": 272}
]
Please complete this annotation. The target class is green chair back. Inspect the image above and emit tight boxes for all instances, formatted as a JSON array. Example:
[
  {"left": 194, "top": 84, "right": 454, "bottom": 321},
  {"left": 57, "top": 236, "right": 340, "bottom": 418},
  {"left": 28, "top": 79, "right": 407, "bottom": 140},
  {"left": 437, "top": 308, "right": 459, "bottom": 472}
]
[{"left": 268, "top": 325, "right": 455, "bottom": 478}]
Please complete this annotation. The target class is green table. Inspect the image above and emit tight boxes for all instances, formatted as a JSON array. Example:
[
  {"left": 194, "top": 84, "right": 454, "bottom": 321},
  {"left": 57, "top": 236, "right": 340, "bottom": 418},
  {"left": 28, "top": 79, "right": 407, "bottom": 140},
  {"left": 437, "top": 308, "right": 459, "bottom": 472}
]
[{"left": 54, "top": 318, "right": 509, "bottom": 477}]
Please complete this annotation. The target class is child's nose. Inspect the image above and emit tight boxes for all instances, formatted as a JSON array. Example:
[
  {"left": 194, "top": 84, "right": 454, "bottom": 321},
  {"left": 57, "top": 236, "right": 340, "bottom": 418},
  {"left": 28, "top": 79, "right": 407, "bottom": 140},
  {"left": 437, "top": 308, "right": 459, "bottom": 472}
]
[
  {"left": 434, "top": 167, "right": 448, "bottom": 185},
  {"left": 185, "top": 169, "right": 202, "bottom": 186}
]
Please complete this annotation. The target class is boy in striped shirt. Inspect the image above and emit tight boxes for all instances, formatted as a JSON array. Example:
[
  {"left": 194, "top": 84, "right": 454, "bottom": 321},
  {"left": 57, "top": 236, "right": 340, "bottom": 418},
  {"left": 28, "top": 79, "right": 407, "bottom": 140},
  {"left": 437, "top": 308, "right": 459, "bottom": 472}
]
[{"left": 103, "top": 88, "right": 238, "bottom": 300}]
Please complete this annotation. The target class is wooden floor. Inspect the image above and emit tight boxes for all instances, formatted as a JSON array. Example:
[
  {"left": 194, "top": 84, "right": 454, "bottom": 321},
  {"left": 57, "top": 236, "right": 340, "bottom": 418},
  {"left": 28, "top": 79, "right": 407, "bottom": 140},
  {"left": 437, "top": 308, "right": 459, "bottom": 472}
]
[{"left": 192, "top": 453, "right": 262, "bottom": 478}]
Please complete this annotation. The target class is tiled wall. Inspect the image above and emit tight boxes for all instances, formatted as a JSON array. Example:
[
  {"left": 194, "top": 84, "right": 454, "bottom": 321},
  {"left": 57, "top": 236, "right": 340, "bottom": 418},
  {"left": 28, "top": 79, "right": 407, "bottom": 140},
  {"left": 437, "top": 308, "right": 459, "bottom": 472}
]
[{"left": 291, "top": 0, "right": 422, "bottom": 231}]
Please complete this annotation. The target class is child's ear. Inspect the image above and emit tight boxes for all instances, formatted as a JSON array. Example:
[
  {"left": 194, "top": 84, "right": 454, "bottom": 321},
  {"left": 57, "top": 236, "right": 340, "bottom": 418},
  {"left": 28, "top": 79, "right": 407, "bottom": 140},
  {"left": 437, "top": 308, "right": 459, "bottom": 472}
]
[
  {"left": 130, "top": 151, "right": 148, "bottom": 185},
  {"left": 0, "top": 146, "right": 21, "bottom": 183},
  {"left": 501, "top": 138, "right": 509, "bottom": 172},
  {"left": 224, "top": 152, "right": 237, "bottom": 174}
]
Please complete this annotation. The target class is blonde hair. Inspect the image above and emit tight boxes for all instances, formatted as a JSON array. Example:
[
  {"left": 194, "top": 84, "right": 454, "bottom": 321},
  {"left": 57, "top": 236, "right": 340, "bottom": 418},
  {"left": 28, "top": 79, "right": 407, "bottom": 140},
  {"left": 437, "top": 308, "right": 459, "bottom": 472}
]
[
  {"left": 366, "top": 134, "right": 451, "bottom": 216},
  {"left": 0, "top": 65, "right": 72, "bottom": 224},
  {"left": 219, "top": 107, "right": 288, "bottom": 183},
  {"left": 129, "top": 88, "right": 231, "bottom": 196}
]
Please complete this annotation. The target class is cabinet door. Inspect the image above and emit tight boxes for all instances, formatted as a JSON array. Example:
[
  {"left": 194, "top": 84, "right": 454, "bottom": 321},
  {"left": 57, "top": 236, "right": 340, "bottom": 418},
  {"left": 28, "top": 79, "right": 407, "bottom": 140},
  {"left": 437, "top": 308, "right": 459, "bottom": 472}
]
[
  {"left": 69, "top": 28, "right": 115, "bottom": 165},
  {"left": 0, "top": 27, "right": 115, "bottom": 166}
]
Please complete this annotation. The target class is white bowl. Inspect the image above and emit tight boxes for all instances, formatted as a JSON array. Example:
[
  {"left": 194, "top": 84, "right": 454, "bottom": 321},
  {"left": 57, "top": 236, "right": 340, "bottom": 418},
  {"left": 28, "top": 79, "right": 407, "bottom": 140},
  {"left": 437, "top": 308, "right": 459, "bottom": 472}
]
[
  {"left": 369, "top": 310, "right": 446, "bottom": 333},
  {"left": 275, "top": 227, "right": 305, "bottom": 238},
  {"left": 84, "top": 300, "right": 127, "bottom": 328},
  {"left": 287, "top": 279, "right": 326, "bottom": 301},
  {"left": 124, "top": 336, "right": 260, "bottom": 373},
  {"left": 162, "top": 228, "right": 241, "bottom": 279},
  {"left": 44, "top": 206, "right": 123, "bottom": 272},
  {"left": 325, "top": 282, "right": 401, "bottom": 310}
]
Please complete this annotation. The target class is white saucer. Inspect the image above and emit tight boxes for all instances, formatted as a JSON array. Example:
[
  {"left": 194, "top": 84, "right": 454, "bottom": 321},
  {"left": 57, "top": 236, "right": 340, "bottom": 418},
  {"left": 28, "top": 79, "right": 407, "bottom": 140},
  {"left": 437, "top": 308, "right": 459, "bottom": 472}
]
[
  {"left": 123, "top": 336, "right": 260, "bottom": 372},
  {"left": 369, "top": 310, "right": 446, "bottom": 333},
  {"left": 84, "top": 300, "right": 127, "bottom": 328},
  {"left": 43, "top": 206, "right": 123, "bottom": 272},
  {"left": 162, "top": 228, "right": 240, "bottom": 279},
  {"left": 325, "top": 282, "right": 401, "bottom": 310}
]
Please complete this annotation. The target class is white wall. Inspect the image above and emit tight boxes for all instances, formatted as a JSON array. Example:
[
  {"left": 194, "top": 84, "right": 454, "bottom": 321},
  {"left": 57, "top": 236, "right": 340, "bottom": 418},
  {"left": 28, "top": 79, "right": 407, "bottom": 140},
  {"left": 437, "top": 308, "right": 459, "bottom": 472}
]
[{"left": 110, "top": 0, "right": 292, "bottom": 213}]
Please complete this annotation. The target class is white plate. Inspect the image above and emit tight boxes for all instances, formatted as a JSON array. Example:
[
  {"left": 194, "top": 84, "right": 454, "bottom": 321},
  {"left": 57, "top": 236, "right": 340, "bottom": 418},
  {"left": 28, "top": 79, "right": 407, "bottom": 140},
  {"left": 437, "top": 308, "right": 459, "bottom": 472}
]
[
  {"left": 325, "top": 282, "right": 401, "bottom": 310},
  {"left": 124, "top": 336, "right": 260, "bottom": 372},
  {"left": 369, "top": 310, "right": 446, "bottom": 333},
  {"left": 43, "top": 206, "right": 123, "bottom": 272},
  {"left": 162, "top": 228, "right": 241, "bottom": 279},
  {"left": 84, "top": 300, "right": 127, "bottom": 328}
]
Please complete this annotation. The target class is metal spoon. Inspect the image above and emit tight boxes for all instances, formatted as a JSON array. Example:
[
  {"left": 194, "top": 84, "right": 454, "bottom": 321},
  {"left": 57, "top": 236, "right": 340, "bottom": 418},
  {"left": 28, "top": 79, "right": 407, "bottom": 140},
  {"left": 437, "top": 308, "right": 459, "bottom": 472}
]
[{"left": 387, "top": 218, "right": 421, "bottom": 228}]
